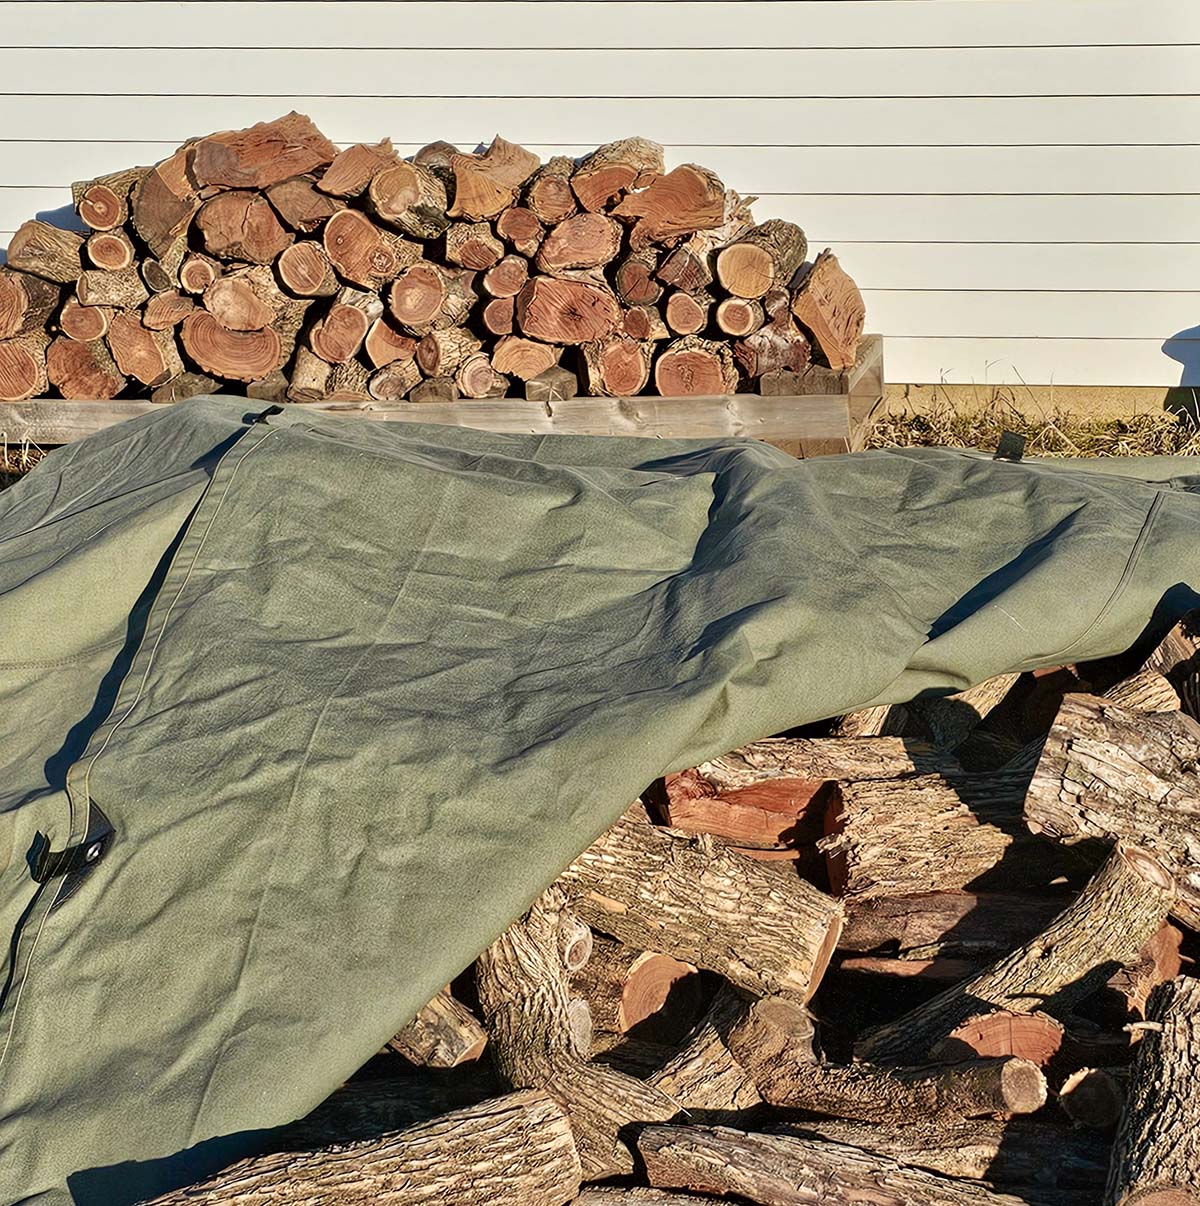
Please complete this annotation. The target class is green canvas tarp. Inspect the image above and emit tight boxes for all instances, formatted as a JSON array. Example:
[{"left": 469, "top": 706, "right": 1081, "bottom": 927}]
[{"left": 1, "top": 396, "right": 1197, "bottom": 1204}]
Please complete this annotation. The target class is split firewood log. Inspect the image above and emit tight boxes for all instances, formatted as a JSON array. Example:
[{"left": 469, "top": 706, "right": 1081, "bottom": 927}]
[
  {"left": 367, "top": 358, "right": 422, "bottom": 402},
  {"left": 490, "top": 335, "right": 559, "bottom": 380},
  {"left": 195, "top": 191, "right": 294, "bottom": 264},
  {"left": 525, "top": 364, "right": 578, "bottom": 403},
  {"left": 660, "top": 775, "right": 837, "bottom": 850},
  {"left": 416, "top": 327, "right": 481, "bottom": 377},
  {"left": 622, "top": 304, "right": 669, "bottom": 343},
  {"left": 204, "top": 265, "right": 287, "bottom": 332},
  {"left": 768, "top": 1118, "right": 1108, "bottom": 1205},
  {"left": 77, "top": 267, "right": 149, "bottom": 311},
  {"left": 536, "top": 213, "right": 622, "bottom": 275},
  {"left": 130, "top": 145, "right": 199, "bottom": 256},
  {"left": 444, "top": 221, "right": 505, "bottom": 271},
  {"left": 178, "top": 254, "right": 219, "bottom": 296},
  {"left": 558, "top": 804, "right": 842, "bottom": 1001},
  {"left": 287, "top": 346, "right": 333, "bottom": 401},
  {"left": 387, "top": 988, "right": 486, "bottom": 1068},
  {"left": 481, "top": 254, "right": 529, "bottom": 299},
  {"left": 525, "top": 156, "right": 579, "bottom": 225},
  {"left": 180, "top": 311, "right": 283, "bottom": 383},
  {"left": 324, "top": 357, "right": 371, "bottom": 401},
  {"left": 141, "top": 235, "right": 188, "bottom": 294},
  {"left": 409, "top": 376, "right": 459, "bottom": 405},
  {"left": 7, "top": 220, "right": 84, "bottom": 284},
  {"left": 46, "top": 335, "right": 125, "bottom": 399},
  {"left": 455, "top": 351, "right": 508, "bottom": 398},
  {"left": 323, "top": 209, "right": 419, "bottom": 291},
  {"left": 573, "top": 935, "right": 703, "bottom": 1044},
  {"left": 664, "top": 291, "right": 710, "bottom": 336},
  {"left": 146, "top": 1090, "right": 581, "bottom": 1206},
  {"left": 1103, "top": 668, "right": 1181, "bottom": 712},
  {"left": 0, "top": 270, "right": 61, "bottom": 340},
  {"left": 654, "top": 336, "right": 737, "bottom": 396},
  {"left": 363, "top": 316, "right": 418, "bottom": 369},
  {"left": 572, "top": 137, "right": 664, "bottom": 212},
  {"left": 448, "top": 136, "right": 541, "bottom": 220},
  {"left": 388, "top": 262, "right": 475, "bottom": 335},
  {"left": 191, "top": 112, "right": 339, "bottom": 191},
  {"left": 106, "top": 312, "right": 183, "bottom": 387},
  {"left": 576, "top": 1192, "right": 727, "bottom": 1205},
  {"left": 142, "top": 291, "right": 195, "bottom": 331},
  {"left": 819, "top": 768, "right": 1080, "bottom": 901},
  {"left": 265, "top": 176, "right": 344, "bottom": 233},
  {"left": 494, "top": 205, "right": 545, "bottom": 258},
  {"left": 790, "top": 248, "right": 865, "bottom": 371},
  {"left": 857, "top": 844, "right": 1176, "bottom": 1065},
  {"left": 1106, "top": 976, "right": 1200, "bottom": 1205},
  {"left": 276, "top": 241, "right": 340, "bottom": 298},
  {"left": 58, "top": 297, "right": 112, "bottom": 342},
  {"left": 153, "top": 371, "right": 220, "bottom": 403},
  {"left": 367, "top": 160, "right": 450, "bottom": 240},
  {"left": 1025, "top": 692, "right": 1200, "bottom": 927},
  {"left": 318, "top": 139, "right": 398, "bottom": 198},
  {"left": 614, "top": 250, "right": 664, "bottom": 306},
  {"left": 613, "top": 163, "right": 727, "bottom": 248},
  {"left": 717, "top": 220, "right": 808, "bottom": 299},
  {"left": 638, "top": 1125, "right": 1031, "bottom": 1206},
  {"left": 72, "top": 165, "right": 148, "bottom": 231},
  {"left": 516, "top": 276, "right": 620, "bottom": 345},
  {"left": 309, "top": 287, "right": 383, "bottom": 363},
  {"left": 580, "top": 337, "right": 653, "bottom": 397},
  {"left": 0, "top": 330, "right": 50, "bottom": 400},
  {"left": 1060, "top": 1066, "right": 1125, "bottom": 1131},
  {"left": 85, "top": 229, "right": 135, "bottom": 272},
  {"left": 476, "top": 887, "right": 678, "bottom": 1179}
]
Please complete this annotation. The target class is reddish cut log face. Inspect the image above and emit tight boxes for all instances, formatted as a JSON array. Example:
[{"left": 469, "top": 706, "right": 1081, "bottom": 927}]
[
  {"left": 389, "top": 264, "right": 447, "bottom": 329},
  {"left": 59, "top": 299, "right": 110, "bottom": 342},
  {"left": 593, "top": 339, "right": 650, "bottom": 396},
  {"left": 655, "top": 348, "right": 728, "bottom": 396},
  {"left": 311, "top": 305, "right": 370, "bottom": 363},
  {"left": 324, "top": 210, "right": 404, "bottom": 289},
  {"left": 181, "top": 311, "right": 282, "bottom": 382},
  {"left": 196, "top": 192, "right": 293, "bottom": 264},
  {"left": 277, "top": 243, "right": 333, "bottom": 296},
  {"left": 78, "top": 184, "right": 125, "bottom": 231},
  {"left": 516, "top": 277, "right": 620, "bottom": 344},
  {"left": 47, "top": 338, "right": 124, "bottom": 399},
  {"left": 0, "top": 340, "right": 44, "bottom": 400}
]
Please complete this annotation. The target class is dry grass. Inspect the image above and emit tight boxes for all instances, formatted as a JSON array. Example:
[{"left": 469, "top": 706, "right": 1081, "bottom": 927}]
[
  {"left": 866, "top": 396, "right": 1200, "bottom": 459},
  {"left": 1, "top": 437, "right": 45, "bottom": 489}
]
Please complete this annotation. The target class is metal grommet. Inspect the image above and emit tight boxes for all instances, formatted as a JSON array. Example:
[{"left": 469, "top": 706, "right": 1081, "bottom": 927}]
[{"left": 85, "top": 842, "right": 103, "bottom": 863}]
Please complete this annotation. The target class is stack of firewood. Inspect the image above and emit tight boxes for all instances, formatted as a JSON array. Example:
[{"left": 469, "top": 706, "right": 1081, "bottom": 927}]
[
  {"left": 143, "top": 618, "right": 1200, "bottom": 1205},
  {"left": 0, "top": 112, "right": 865, "bottom": 407}
]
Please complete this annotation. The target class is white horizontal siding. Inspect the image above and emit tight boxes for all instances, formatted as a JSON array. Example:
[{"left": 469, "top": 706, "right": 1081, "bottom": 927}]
[{"left": 0, "top": 0, "right": 1195, "bottom": 388}]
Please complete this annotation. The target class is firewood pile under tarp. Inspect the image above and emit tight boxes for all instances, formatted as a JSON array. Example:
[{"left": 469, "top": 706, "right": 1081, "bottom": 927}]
[
  {"left": 0, "top": 112, "right": 865, "bottom": 408},
  {"left": 139, "top": 617, "right": 1200, "bottom": 1205}
]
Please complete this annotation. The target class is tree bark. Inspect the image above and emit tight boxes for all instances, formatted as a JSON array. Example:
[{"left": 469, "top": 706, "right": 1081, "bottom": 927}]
[
  {"left": 733, "top": 319, "right": 811, "bottom": 379},
  {"left": 46, "top": 335, "right": 125, "bottom": 399},
  {"left": 287, "top": 346, "right": 333, "bottom": 401},
  {"left": 367, "top": 358, "right": 422, "bottom": 402},
  {"left": 790, "top": 249, "right": 865, "bottom": 372},
  {"left": 409, "top": 377, "right": 459, "bottom": 405},
  {"left": 857, "top": 844, "right": 1177, "bottom": 1065},
  {"left": 7, "top": 219, "right": 83, "bottom": 284},
  {"left": 1103, "top": 669, "right": 1180, "bottom": 713},
  {"left": 654, "top": 336, "right": 737, "bottom": 396},
  {"left": 525, "top": 364, "right": 578, "bottom": 403},
  {"left": 146, "top": 1090, "right": 581, "bottom": 1205},
  {"left": 77, "top": 268, "right": 149, "bottom": 310},
  {"left": 387, "top": 989, "right": 487, "bottom": 1068},
  {"left": 476, "top": 887, "right": 678, "bottom": 1179},
  {"left": 153, "top": 371, "right": 221, "bottom": 403},
  {"left": 1025, "top": 692, "right": 1200, "bottom": 928},
  {"left": 559, "top": 805, "right": 842, "bottom": 1001},
  {"left": 717, "top": 220, "right": 809, "bottom": 299},
  {"left": 416, "top": 327, "right": 481, "bottom": 377},
  {"left": 1106, "top": 976, "right": 1200, "bottom": 1205},
  {"left": 639, "top": 1125, "right": 1030, "bottom": 1205}
]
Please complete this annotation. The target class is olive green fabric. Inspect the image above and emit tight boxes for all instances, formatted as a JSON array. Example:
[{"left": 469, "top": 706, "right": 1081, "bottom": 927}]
[{"left": 1, "top": 397, "right": 1198, "bottom": 1203}]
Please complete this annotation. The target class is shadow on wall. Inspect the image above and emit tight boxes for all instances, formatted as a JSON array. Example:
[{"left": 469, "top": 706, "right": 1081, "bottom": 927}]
[
  {"left": 1163, "top": 326, "right": 1200, "bottom": 419},
  {"left": 0, "top": 202, "right": 86, "bottom": 267}
]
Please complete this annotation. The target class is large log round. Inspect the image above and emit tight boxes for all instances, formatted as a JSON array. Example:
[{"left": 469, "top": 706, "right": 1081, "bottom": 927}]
[
  {"left": 515, "top": 277, "right": 620, "bottom": 344},
  {"left": 180, "top": 311, "right": 282, "bottom": 382}
]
